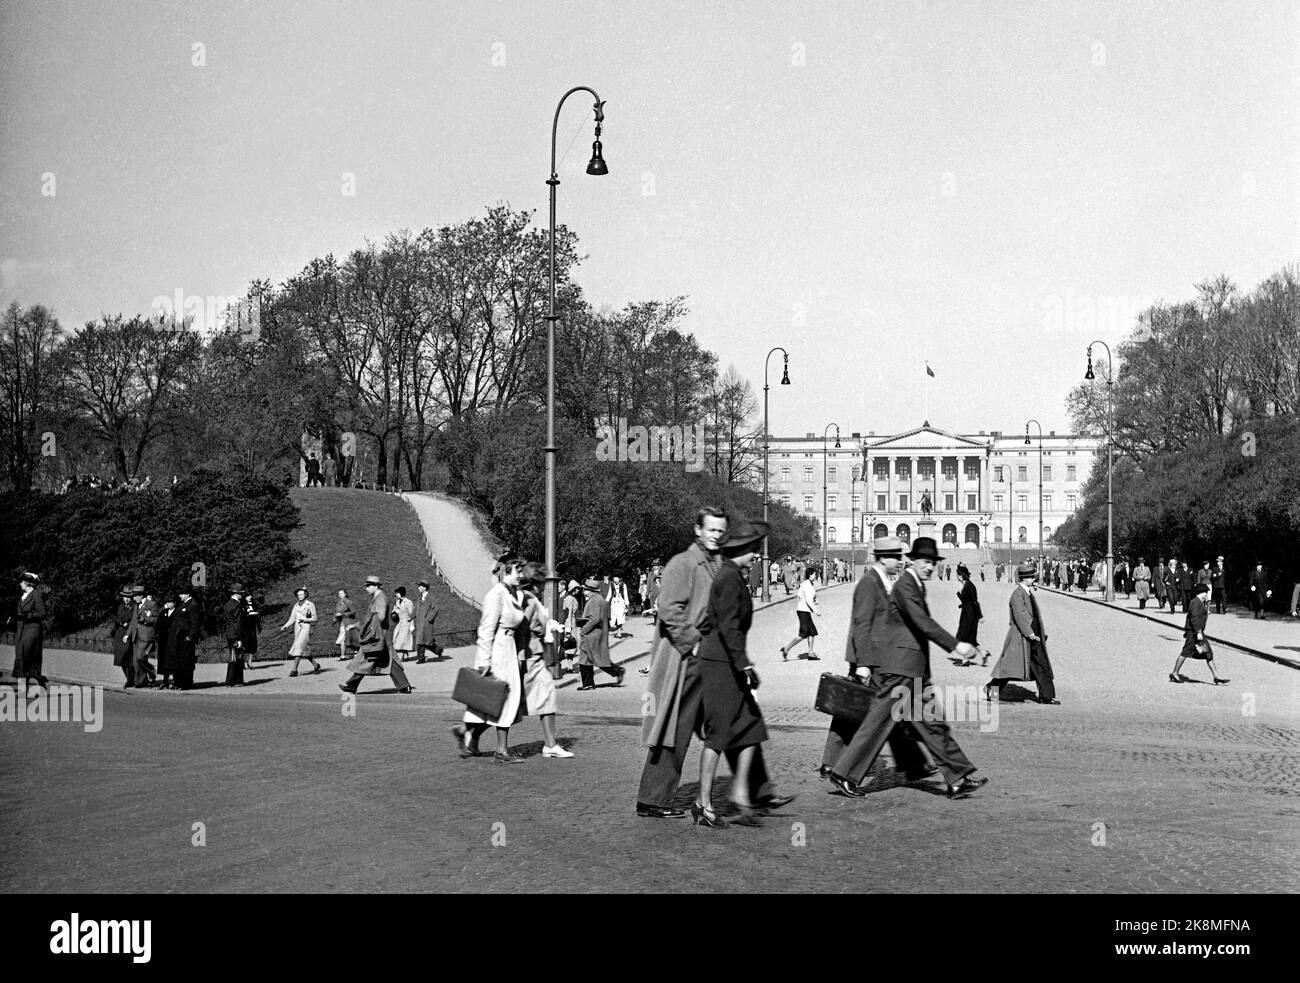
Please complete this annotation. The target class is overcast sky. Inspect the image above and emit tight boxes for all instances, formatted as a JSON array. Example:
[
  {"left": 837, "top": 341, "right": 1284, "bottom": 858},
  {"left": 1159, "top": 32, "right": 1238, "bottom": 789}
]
[{"left": 2, "top": 0, "right": 1295, "bottom": 437}]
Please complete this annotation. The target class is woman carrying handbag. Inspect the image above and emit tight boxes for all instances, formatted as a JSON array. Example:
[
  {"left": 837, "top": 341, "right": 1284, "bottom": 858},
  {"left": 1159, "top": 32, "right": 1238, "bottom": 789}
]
[{"left": 282, "top": 586, "right": 320, "bottom": 676}]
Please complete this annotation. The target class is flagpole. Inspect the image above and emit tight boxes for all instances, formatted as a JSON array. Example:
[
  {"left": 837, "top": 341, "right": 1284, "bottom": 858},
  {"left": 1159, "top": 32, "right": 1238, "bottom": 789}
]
[{"left": 924, "top": 362, "right": 929, "bottom": 421}]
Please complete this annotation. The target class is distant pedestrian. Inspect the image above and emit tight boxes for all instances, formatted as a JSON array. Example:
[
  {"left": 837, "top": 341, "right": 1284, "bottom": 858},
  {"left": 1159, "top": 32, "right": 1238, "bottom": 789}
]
[
  {"left": 953, "top": 564, "right": 988, "bottom": 666},
  {"left": 414, "top": 580, "right": 442, "bottom": 662},
  {"left": 305, "top": 453, "right": 322, "bottom": 487},
  {"left": 241, "top": 592, "right": 261, "bottom": 669},
  {"left": 334, "top": 589, "right": 359, "bottom": 660},
  {"left": 1211, "top": 557, "right": 1227, "bottom": 614},
  {"left": 987, "top": 562, "right": 1058, "bottom": 704},
  {"left": 1248, "top": 561, "right": 1272, "bottom": 619},
  {"left": 779, "top": 567, "right": 821, "bottom": 661},
  {"left": 1152, "top": 556, "right": 1167, "bottom": 608},
  {"left": 11, "top": 572, "right": 48, "bottom": 690},
  {"left": 519, "top": 567, "right": 575, "bottom": 758},
  {"left": 609, "top": 576, "right": 629, "bottom": 638},
  {"left": 339, "top": 576, "right": 413, "bottom": 694},
  {"left": 1169, "top": 583, "right": 1228, "bottom": 685},
  {"left": 111, "top": 586, "right": 137, "bottom": 688},
  {"left": 577, "top": 576, "right": 624, "bottom": 689},
  {"left": 390, "top": 585, "right": 416, "bottom": 661},
  {"left": 282, "top": 587, "right": 320, "bottom": 676},
  {"left": 170, "top": 588, "right": 201, "bottom": 690},
  {"left": 222, "top": 585, "right": 247, "bottom": 686},
  {"left": 155, "top": 599, "right": 177, "bottom": 689},
  {"left": 132, "top": 586, "right": 158, "bottom": 687},
  {"left": 1133, "top": 558, "right": 1151, "bottom": 609}
]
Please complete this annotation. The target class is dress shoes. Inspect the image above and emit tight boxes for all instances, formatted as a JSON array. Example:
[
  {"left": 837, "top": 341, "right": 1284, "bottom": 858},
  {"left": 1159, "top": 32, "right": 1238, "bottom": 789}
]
[
  {"left": 399, "top": 685, "right": 414, "bottom": 693},
  {"left": 829, "top": 774, "right": 869, "bottom": 798},
  {"left": 899, "top": 765, "right": 940, "bottom": 782},
  {"left": 577, "top": 684, "right": 595, "bottom": 691},
  {"left": 337, "top": 683, "right": 357, "bottom": 694},
  {"left": 754, "top": 793, "right": 796, "bottom": 810},
  {"left": 636, "top": 803, "right": 688, "bottom": 819},
  {"left": 1037, "top": 697, "right": 1060, "bottom": 705},
  {"left": 492, "top": 751, "right": 525, "bottom": 764},
  {"left": 945, "top": 775, "right": 989, "bottom": 799},
  {"left": 816, "top": 764, "right": 833, "bottom": 780}
]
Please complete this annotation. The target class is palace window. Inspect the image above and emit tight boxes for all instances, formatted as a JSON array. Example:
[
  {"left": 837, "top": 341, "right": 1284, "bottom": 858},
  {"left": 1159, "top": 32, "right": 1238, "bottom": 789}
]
[
  {"left": 896, "top": 460, "right": 910, "bottom": 478},
  {"left": 919, "top": 460, "right": 934, "bottom": 479},
  {"left": 1042, "top": 465, "right": 1052, "bottom": 481},
  {"left": 944, "top": 494, "right": 955, "bottom": 511},
  {"left": 876, "top": 494, "right": 887, "bottom": 511},
  {"left": 993, "top": 526, "right": 1004, "bottom": 542},
  {"left": 1042, "top": 493, "right": 1052, "bottom": 510},
  {"left": 851, "top": 493, "right": 861, "bottom": 510},
  {"left": 874, "top": 460, "right": 889, "bottom": 480},
  {"left": 851, "top": 465, "right": 860, "bottom": 481},
  {"left": 899, "top": 494, "right": 909, "bottom": 511},
  {"left": 803, "top": 467, "right": 814, "bottom": 482},
  {"left": 780, "top": 467, "right": 790, "bottom": 482},
  {"left": 993, "top": 494, "right": 1004, "bottom": 510},
  {"left": 1017, "top": 526, "right": 1028, "bottom": 542},
  {"left": 1067, "top": 465, "right": 1077, "bottom": 481},
  {"left": 828, "top": 495, "right": 838, "bottom": 511},
  {"left": 1017, "top": 494, "right": 1028, "bottom": 510},
  {"left": 780, "top": 494, "right": 791, "bottom": 506},
  {"left": 942, "top": 462, "right": 957, "bottom": 479},
  {"left": 828, "top": 466, "right": 837, "bottom": 482},
  {"left": 828, "top": 526, "right": 838, "bottom": 543},
  {"left": 851, "top": 525, "right": 860, "bottom": 542},
  {"left": 803, "top": 494, "right": 814, "bottom": 511},
  {"left": 1017, "top": 466, "right": 1028, "bottom": 481},
  {"left": 1067, "top": 494, "right": 1078, "bottom": 511},
  {"left": 964, "top": 461, "right": 979, "bottom": 479},
  {"left": 966, "top": 493, "right": 977, "bottom": 511},
  {"left": 994, "top": 466, "right": 1004, "bottom": 482}
]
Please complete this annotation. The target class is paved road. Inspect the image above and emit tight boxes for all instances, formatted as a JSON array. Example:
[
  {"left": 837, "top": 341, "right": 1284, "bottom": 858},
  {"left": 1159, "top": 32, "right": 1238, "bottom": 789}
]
[{"left": 2, "top": 577, "right": 1296, "bottom": 892}]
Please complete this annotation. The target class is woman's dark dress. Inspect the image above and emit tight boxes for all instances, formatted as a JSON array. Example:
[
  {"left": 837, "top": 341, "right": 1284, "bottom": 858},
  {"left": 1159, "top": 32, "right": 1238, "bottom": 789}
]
[
  {"left": 698, "top": 560, "right": 768, "bottom": 753},
  {"left": 956, "top": 578, "right": 981, "bottom": 645}
]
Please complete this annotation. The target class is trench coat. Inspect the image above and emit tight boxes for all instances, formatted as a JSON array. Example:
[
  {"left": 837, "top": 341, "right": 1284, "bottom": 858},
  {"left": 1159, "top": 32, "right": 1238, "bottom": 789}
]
[
  {"left": 1133, "top": 564, "right": 1151, "bottom": 601},
  {"left": 520, "top": 593, "right": 557, "bottom": 716},
  {"left": 641, "top": 541, "right": 719, "bottom": 750},
  {"left": 992, "top": 585, "right": 1048, "bottom": 682},
  {"left": 390, "top": 595, "right": 415, "bottom": 651},
  {"left": 346, "top": 589, "right": 391, "bottom": 676},
  {"left": 13, "top": 587, "right": 46, "bottom": 677},
  {"left": 220, "top": 598, "right": 244, "bottom": 660},
  {"left": 578, "top": 591, "right": 611, "bottom": 667},
  {"left": 463, "top": 581, "right": 527, "bottom": 727},
  {"left": 111, "top": 602, "right": 136, "bottom": 667},
  {"left": 415, "top": 591, "right": 438, "bottom": 648},
  {"left": 168, "top": 598, "right": 200, "bottom": 677}
]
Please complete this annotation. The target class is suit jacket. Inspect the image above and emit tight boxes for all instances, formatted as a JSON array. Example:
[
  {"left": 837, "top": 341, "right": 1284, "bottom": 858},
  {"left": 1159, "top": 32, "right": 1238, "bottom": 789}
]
[
  {"left": 698, "top": 561, "right": 753, "bottom": 671},
  {"left": 844, "top": 567, "right": 890, "bottom": 668},
  {"left": 168, "top": 598, "right": 200, "bottom": 666},
  {"left": 1211, "top": 566, "right": 1226, "bottom": 590},
  {"left": 222, "top": 598, "right": 243, "bottom": 644},
  {"left": 112, "top": 602, "right": 136, "bottom": 665},
  {"left": 135, "top": 597, "right": 159, "bottom": 642},
  {"left": 415, "top": 591, "right": 438, "bottom": 647},
  {"left": 876, "top": 570, "right": 957, "bottom": 678},
  {"left": 1248, "top": 569, "right": 1270, "bottom": 593}
]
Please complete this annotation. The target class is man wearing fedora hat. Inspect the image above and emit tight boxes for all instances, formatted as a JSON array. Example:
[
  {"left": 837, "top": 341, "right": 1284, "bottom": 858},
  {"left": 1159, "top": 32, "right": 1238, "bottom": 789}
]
[
  {"left": 414, "top": 579, "right": 442, "bottom": 663},
  {"left": 987, "top": 561, "right": 1058, "bottom": 704},
  {"left": 820, "top": 536, "right": 935, "bottom": 782},
  {"left": 577, "top": 576, "right": 623, "bottom": 689},
  {"left": 829, "top": 537, "right": 986, "bottom": 800},
  {"left": 222, "top": 584, "right": 248, "bottom": 686},
  {"left": 131, "top": 586, "right": 158, "bottom": 688},
  {"left": 339, "top": 575, "right": 413, "bottom": 694},
  {"left": 111, "top": 585, "right": 139, "bottom": 688}
]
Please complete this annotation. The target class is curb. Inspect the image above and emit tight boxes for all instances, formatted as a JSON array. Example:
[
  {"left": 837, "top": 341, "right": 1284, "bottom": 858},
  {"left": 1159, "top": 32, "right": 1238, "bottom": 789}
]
[{"left": 1039, "top": 586, "right": 1300, "bottom": 671}]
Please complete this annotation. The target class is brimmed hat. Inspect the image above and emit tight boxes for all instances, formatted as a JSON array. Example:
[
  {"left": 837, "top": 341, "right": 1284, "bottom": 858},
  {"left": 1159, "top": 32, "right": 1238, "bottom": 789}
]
[
  {"left": 1017, "top": 561, "right": 1038, "bottom": 580},
  {"left": 1193, "top": 582, "right": 1210, "bottom": 595},
  {"left": 417, "top": 579, "right": 430, "bottom": 588},
  {"left": 955, "top": 563, "right": 970, "bottom": 578},
  {"left": 721, "top": 518, "right": 769, "bottom": 555},
  {"left": 294, "top": 585, "right": 309, "bottom": 596},
  {"left": 582, "top": 577, "right": 602, "bottom": 590},
  {"left": 872, "top": 536, "right": 904, "bottom": 557},
  {"left": 907, "top": 537, "right": 943, "bottom": 562},
  {"left": 119, "top": 584, "right": 135, "bottom": 596},
  {"left": 230, "top": 582, "right": 246, "bottom": 594},
  {"left": 129, "top": 585, "right": 145, "bottom": 596},
  {"left": 20, "top": 571, "right": 40, "bottom": 584},
  {"left": 364, "top": 575, "right": 382, "bottom": 586}
]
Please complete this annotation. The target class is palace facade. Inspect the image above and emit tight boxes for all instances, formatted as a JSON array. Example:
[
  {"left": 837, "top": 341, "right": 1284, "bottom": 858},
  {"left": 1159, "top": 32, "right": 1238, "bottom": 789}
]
[{"left": 766, "top": 422, "right": 1102, "bottom": 555}]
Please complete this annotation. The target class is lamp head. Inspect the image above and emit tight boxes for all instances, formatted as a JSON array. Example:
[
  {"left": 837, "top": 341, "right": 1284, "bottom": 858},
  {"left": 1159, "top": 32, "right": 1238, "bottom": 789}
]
[
  {"left": 586, "top": 107, "right": 608, "bottom": 176},
  {"left": 1084, "top": 347, "right": 1095, "bottom": 380},
  {"left": 780, "top": 355, "right": 790, "bottom": 385},
  {"left": 834, "top": 438, "right": 841, "bottom": 448}
]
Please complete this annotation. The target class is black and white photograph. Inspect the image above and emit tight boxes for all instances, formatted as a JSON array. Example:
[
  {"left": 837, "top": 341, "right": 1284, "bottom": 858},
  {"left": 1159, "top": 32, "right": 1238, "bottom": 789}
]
[{"left": 0, "top": 0, "right": 1295, "bottom": 954}]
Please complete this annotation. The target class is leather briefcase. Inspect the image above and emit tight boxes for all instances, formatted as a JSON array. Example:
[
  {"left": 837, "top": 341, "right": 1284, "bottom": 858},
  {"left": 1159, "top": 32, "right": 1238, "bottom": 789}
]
[
  {"left": 814, "top": 672, "right": 873, "bottom": 723},
  {"left": 452, "top": 667, "right": 509, "bottom": 720}
]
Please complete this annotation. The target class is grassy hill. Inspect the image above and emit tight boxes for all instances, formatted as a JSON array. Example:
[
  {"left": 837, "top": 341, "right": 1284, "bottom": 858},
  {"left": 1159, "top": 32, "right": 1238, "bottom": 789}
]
[{"left": 200, "top": 487, "right": 480, "bottom": 662}]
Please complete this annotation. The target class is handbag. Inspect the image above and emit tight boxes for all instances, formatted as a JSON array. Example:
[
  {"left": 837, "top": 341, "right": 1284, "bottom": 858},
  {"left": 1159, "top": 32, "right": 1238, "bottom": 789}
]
[
  {"left": 814, "top": 672, "right": 874, "bottom": 724},
  {"left": 452, "top": 667, "right": 509, "bottom": 720}
]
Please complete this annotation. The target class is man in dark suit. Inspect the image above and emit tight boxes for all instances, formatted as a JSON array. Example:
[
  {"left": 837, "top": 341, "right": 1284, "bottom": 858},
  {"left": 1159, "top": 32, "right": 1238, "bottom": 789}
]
[
  {"left": 339, "top": 575, "right": 413, "bottom": 693},
  {"left": 1248, "top": 562, "right": 1272, "bottom": 619},
  {"left": 818, "top": 536, "right": 932, "bottom": 780},
  {"left": 111, "top": 586, "right": 137, "bottom": 688},
  {"left": 169, "top": 588, "right": 201, "bottom": 690},
  {"left": 1211, "top": 556, "right": 1227, "bottom": 614},
  {"left": 1164, "top": 558, "right": 1180, "bottom": 613},
  {"left": 829, "top": 537, "right": 987, "bottom": 800},
  {"left": 222, "top": 585, "right": 246, "bottom": 686},
  {"left": 414, "top": 579, "right": 441, "bottom": 663}
]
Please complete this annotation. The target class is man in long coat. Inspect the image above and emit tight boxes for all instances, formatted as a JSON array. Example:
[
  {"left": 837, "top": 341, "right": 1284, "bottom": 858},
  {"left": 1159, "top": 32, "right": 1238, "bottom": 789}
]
[
  {"left": 1164, "top": 558, "right": 1180, "bottom": 613},
  {"left": 828, "top": 537, "right": 985, "bottom": 799},
  {"left": 111, "top": 586, "right": 137, "bottom": 688},
  {"left": 414, "top": 579, "right": 441, "bottom": 663},
  {"left": 1133, "top": 558, "right": 1152, "bottom": 609},
  {"left": 222, "top": 584, "right": 246, "bottom": 686},
  {"left": 1248, "top": 562, "right": 1272, "bottom": 619},
  {"left": 1152, "top": 557, "right": 1167, "bottom": 607},
  {"left": 1211, "top": 556, "right": 1227, "bottom": 614},
  {"left": 339, "top": 575, "right": 412, "bottom": 693},
  {"left": 132, "top": 587, "right": 158, "bottom": 687},
  {"left": 636, "top": 507, "right": 793, "bottom": 818},
  {"left": 169, "top": 588, "right": 201, "bottom": 690},
  {"left": 988, "top": 561, "right": 1057, "bottom": 703},
  {"left": 12, "top": 572, "right": 48, "bottom": 689},
  {"left": 577, "top": 577, "right": 623, "bottom": 689},
  {"left": 819, "top": 537, "right": 932, "bottom": 780}
]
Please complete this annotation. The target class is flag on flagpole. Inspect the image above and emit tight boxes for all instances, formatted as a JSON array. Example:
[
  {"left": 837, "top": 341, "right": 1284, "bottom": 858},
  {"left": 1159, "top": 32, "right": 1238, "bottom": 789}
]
[{"left": 926, "top": 362, "right": 935, "bottom": 378}]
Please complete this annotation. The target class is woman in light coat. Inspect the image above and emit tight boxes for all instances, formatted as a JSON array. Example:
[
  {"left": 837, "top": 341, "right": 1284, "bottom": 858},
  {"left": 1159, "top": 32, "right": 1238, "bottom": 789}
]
[
  {"left": 609, "top": 576, "right": 629, "bottom": 637},
  {"left": 281, "top": 586, "right": 320, "bottom": 676},
  {"left": 453, "top": 558, "right": 529, "bottom": 763},
  {"left": 390, "top": 586, "right": 416, "bottom": 661},
  {"left": 779, "top": 567, "right": 821, "bottom": 661}
]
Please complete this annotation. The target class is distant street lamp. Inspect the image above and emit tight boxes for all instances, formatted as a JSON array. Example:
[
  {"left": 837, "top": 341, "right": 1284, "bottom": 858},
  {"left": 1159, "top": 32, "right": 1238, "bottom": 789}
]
[
  {"left": 1025, "top": 419, "right": 1044, "bottom": 576},
  {"left": 761, "top": 348, "right": 790, "bottom": 603},
  {"left": 821, "top": 423, "right": 841, "bottom": 581},
  {"left": 544, "top": 86, "right": 607, "bottom": 620},
  {"left": 1085, "top": 341, "right": 1115, "bottom": 602}
]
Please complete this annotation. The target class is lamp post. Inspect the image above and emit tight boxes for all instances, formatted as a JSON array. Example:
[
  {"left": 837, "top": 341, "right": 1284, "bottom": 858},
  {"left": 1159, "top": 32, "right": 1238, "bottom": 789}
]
[
  {"left": 978, "top": 511, "right": 992, "bottom": 568},
  {"left": 1025, "top": 419, "right": 1044, "bottom": 577},
  {"left": 761, "top": 347, "right": 790, "bottom": 602},
  {"left": 821, "top": 423, "right": 841, "bottom": 582},
  {"left": 545, "top": 86, "right": 607, "bottom": 620},
  {"left": 1085, "top": 341, "right": 1115, "bottom": 602}
]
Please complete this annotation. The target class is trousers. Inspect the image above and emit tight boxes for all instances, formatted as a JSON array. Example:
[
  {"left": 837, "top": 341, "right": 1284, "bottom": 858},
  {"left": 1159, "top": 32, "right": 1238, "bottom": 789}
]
[
  {"left": 833, "top": 671, "right": 976, "bottom": 786},
  {"left": 343, "top": 657, "right": 410, "bottom": 692},
  {"left": 636, "top": 656, "right": 772, "bottom": 808}
]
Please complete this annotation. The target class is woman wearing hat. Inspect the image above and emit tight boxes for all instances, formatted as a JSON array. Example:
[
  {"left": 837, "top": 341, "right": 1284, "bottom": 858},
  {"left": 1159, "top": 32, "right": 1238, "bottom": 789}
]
[
  {"left": 953, "top": 564, "right": 989, "bottom": 667},
  {"left": 12, "top": 572, "right": 48, "bottom": 690},
  {"left": 1169, "top": 583, "right": 1229, "bottom": 685},
  {"left": 779, "top": 566, "right": 821, "bottom": 661},
  {"left": 390, "top": 585, "right": 416, "bottom": 662},
  {"left": 516, "top": 565, "right": 575, "bottom": 757},
  {"left": 453, "top": 557, "right": 530, "bottom": 762},
  {"left": 333, "top": 589, "right": 359, "bottom": 660},
  {"left": 694, "top": 518, "right": 771, "bottom": 829},
  {"left": 987, "top": 562, "right": 1058, "bottom": 703},
  {"left": 281, "top": 586, "right": 320, "bottom": 676}
]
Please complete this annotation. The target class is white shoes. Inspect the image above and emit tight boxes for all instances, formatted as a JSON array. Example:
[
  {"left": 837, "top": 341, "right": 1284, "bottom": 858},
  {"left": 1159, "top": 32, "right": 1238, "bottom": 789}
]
[{"left": 542, "top": 745, "right": 575, "bottom": 758}]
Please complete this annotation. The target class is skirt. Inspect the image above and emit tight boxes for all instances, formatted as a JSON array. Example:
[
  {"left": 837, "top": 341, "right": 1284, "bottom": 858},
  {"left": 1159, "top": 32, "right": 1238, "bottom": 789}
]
[
  {"left": 523, "top": 653, "right": 557, "bottom": 715},
  {"left": 288, "top": 623, "right": 311, "bottom": 657},
  {"left": 699, "top": 658, "right": 769, "bottom": 752},
  {"left": 1179, "top": 636, "right": 1213, "bottom": 661},
  {"left": 796, "top": 610, "right": 818, "bottom": 638}
]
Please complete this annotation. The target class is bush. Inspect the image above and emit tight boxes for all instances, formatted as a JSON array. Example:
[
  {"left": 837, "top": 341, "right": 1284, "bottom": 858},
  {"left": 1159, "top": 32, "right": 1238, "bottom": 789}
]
[{"left": 0, "top": 469, "right": 302, "bottom": 634}]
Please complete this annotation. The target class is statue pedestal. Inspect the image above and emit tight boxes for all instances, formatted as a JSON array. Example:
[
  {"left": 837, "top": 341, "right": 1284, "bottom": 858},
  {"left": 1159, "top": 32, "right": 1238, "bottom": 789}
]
[{"left": 916, "top": 518, "right": 937, "bottom": 543}]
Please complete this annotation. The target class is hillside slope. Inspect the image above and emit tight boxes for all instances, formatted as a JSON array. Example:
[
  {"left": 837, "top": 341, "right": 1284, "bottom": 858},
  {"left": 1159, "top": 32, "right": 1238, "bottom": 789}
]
[{"left": 401, "top": 491, "right": 498, "bottom": 606}]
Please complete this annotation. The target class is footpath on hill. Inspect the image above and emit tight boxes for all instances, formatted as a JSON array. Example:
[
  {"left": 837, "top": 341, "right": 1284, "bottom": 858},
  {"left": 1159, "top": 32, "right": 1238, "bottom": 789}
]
[{"left": 401, "top": 491, "right": 497, "bottom": 608}]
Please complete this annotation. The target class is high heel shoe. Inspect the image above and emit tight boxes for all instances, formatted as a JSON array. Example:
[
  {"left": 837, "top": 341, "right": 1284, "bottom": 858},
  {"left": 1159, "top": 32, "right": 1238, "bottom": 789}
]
[
  {"left": 690, "top": 802, "right": 727, "bottom": 828},
  {"left": 780, "top": 647, "right": 788, "bottom": 661}
]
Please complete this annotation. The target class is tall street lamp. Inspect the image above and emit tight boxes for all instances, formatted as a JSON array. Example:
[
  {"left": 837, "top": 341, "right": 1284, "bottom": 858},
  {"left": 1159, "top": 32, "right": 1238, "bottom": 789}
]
[
  {"left": 1085, "top": 342, "right": 1115, "bottom": 602},
  {"left": 545, "top": 86, "right": 607, "bottom": 620},
  {"left": 1025, "top": 418, "right": 1044, "bottom": 576},
  {"left": 821, "top": 423, "right": 841, "bottom": 581},
  {"left": 761, "top": 347, "right": 790, "bottom": 602}
]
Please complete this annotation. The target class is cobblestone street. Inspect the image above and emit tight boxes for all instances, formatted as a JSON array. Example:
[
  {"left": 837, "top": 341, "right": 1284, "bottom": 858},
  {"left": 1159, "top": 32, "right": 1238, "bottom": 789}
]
[{"left": 2, "top": 580, "right": 1297, "bottom": 893}]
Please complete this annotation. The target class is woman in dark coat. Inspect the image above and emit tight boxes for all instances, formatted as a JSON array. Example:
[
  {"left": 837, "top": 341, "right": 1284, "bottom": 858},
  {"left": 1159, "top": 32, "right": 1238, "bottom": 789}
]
[
  {"left": 953, "top": 564, "right": 988, "bottom": 666},
  {"left": 13, "top": 573, "right": 48, "bottom": 688},
  {"left": 694, "top": 519, "right": 770, "bottom": 829},
  {"left": 1170, "top": 583, "right": 1229, "bottom": 685},
  {"left": 111, "top": 586, "right": 137, "bottom": 687}
]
